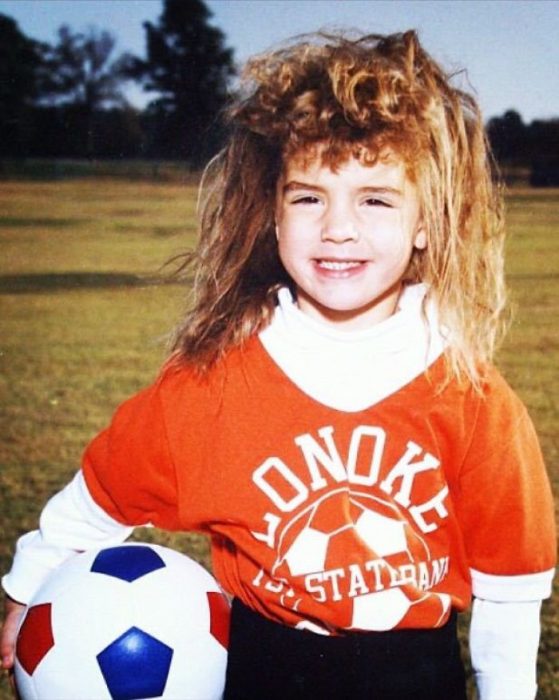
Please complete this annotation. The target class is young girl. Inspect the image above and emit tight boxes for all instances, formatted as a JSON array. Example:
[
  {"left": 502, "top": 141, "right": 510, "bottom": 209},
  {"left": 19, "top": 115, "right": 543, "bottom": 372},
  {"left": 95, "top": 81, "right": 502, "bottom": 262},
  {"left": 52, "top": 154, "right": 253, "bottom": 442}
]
[{"left": 1, "top": 30, "right": 556, "bottom": 699}]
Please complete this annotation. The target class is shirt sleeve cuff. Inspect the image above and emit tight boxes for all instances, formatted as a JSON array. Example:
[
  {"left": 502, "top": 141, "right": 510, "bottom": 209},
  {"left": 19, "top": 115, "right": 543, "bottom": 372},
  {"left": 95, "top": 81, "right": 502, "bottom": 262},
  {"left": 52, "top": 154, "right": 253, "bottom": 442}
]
[
  {"left": 2, "top": 471, "right": 134, "bottom": 604},
  {"left": 470, "top": 567, "right": 555, "bottom": 601},
  {"left": 1, "top": 531, "right": 77, "bottom": 605}
]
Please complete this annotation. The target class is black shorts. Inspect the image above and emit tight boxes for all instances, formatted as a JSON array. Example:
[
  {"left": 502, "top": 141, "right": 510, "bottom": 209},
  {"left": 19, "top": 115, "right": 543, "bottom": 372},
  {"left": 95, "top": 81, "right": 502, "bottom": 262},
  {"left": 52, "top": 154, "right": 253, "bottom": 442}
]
[{"left": 224, "top": 599, "right": 467, "bottom": 699}]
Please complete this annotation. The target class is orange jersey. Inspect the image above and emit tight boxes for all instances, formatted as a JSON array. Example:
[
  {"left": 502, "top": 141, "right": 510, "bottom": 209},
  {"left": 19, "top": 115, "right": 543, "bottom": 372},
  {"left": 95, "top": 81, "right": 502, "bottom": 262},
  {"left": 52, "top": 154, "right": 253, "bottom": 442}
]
[{"left": 83, "top": 337, "right": 556, "bottom": 634}]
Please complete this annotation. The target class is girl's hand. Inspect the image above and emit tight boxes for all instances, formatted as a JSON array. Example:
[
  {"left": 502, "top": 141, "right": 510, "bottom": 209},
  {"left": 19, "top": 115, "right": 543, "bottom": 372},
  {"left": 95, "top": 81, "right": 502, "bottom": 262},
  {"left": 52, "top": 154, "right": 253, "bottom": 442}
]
[{"left": 1, "top": 595, "right": 26, "bottom": 671}]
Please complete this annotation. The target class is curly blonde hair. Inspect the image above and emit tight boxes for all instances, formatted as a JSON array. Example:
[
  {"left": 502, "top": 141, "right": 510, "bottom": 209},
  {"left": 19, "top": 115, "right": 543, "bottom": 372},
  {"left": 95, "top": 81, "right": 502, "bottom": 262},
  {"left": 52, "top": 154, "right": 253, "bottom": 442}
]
[{"left": 171, "top": 30, "right": 507, "bottom": 386}]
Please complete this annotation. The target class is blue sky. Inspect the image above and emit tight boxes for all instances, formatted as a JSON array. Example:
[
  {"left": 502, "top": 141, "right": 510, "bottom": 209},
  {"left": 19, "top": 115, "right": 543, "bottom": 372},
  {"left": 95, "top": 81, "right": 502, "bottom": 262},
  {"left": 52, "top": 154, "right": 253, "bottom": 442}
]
[{"left": 1, "top": 0, "right": 558, "bottom": 122}]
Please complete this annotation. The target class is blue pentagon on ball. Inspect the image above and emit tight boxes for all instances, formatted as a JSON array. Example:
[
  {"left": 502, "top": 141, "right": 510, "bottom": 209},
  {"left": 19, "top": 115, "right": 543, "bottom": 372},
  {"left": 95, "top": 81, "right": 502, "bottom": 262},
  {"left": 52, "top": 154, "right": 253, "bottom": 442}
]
[
  {"left": 91, "top": 545, "right": 166, "bottom": 582},
  {"left": 97, "top": 626, "right": 173, "bottom": 700}
]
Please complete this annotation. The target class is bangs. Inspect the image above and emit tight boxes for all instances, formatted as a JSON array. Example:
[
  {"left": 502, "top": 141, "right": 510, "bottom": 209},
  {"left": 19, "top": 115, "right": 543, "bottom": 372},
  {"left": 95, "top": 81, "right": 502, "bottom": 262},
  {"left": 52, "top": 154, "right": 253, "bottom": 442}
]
[{"left": 281, "top": 134, "right": 420, "bottom": 183}]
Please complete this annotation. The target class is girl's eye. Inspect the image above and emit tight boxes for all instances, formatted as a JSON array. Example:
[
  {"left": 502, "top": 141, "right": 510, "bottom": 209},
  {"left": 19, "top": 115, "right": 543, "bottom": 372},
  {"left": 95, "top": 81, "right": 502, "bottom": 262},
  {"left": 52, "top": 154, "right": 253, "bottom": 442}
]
[
  {"left": 291, "top": 195, "right": 320, "bottom": 205},
  {"left": 363, "top": 197, "right": 392, "bottom": 208}
]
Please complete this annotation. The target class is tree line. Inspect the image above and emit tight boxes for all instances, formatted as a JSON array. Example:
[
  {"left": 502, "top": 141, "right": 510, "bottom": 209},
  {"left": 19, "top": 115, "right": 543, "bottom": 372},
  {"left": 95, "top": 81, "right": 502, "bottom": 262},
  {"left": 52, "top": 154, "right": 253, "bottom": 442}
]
[
  {"left": 0, "top": 0, "right": 233, "bottom": 166},
  {"left": 1, "top": 0, "right": 558, "bottom": 181},
  {"left": 486, "top": 111, "right": 559, "bottom": 186}
]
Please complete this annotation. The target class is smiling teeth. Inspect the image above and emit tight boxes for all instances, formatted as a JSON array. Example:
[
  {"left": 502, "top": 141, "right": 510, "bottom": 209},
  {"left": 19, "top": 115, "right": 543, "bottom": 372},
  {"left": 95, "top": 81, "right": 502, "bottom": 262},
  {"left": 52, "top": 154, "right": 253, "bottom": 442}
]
[{"left": 318, "top": 260, "right": 361, "bottom": 270}]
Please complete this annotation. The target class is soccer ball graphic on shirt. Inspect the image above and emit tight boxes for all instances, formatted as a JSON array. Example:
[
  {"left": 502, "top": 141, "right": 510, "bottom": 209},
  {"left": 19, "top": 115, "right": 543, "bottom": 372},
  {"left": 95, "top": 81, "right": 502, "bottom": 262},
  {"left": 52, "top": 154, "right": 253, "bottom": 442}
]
[
  {"left": 273, "top": 489, "right": 450, "bottom": 631},
  {"left": 14, "top": 543, "right": 230, "bottom": 700}
]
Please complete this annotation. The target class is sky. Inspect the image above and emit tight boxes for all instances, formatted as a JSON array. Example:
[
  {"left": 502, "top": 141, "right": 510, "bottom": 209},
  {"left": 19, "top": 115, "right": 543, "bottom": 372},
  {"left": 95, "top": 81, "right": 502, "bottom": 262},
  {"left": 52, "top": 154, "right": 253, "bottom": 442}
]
[{"left": 1, "top": 0, "right": 558, "bottom": 122}]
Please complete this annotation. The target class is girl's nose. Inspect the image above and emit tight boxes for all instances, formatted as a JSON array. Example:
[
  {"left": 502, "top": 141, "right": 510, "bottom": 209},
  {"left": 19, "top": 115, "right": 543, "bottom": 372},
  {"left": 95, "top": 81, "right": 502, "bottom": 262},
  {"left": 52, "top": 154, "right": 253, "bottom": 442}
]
[{"left": 321, "top": 210, "right": 359, "bottom": 243}]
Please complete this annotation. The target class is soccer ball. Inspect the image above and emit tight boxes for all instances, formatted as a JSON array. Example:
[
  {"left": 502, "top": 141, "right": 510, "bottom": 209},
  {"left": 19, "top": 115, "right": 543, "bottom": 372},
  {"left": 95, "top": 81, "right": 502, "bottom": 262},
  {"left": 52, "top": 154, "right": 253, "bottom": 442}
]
[{"left": 14, "top": 543, "right": 230, "bottom": 700}]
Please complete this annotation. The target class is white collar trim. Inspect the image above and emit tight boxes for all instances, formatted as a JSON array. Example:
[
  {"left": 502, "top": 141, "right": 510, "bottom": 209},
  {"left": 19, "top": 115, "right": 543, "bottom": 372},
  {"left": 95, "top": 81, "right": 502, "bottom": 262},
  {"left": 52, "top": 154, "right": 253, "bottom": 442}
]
[{"left": 259, "top": 284, "right": 446, "bottom": 412}]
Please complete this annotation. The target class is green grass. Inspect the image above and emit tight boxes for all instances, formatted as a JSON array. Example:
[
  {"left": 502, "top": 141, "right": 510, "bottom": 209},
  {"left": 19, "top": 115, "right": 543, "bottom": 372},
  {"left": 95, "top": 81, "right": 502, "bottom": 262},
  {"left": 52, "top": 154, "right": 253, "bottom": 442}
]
[
  {"left": 0, "top": 180, "right": 557, "bottom": 698},
  {"left": 490, "top": 189, "right": 559, "bottom": 698}
]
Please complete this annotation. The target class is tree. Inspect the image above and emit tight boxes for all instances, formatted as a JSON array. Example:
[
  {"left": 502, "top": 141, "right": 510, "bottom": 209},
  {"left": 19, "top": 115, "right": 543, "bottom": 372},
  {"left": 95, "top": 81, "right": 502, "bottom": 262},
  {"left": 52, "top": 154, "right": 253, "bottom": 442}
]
[
  {"left": 38, "top": 25, "right": 129, "bottom": 111},
  {"left": 38, "top": 25, "right": 133, "bottom": 156},
  {"left": 0, "top": 14, "right": 44, "bottom": 156},
  {"left": 486, "top": 110, "right": 528, "bottom": 165},
  {"left": 131, "top": 0, "right": 235, "bottom": 163},
  {"left": 486, "top": 110, "right": 559, "bottom": 185},
  {"left": 528, "top": 118, "right": 559, "bottom": 186}
]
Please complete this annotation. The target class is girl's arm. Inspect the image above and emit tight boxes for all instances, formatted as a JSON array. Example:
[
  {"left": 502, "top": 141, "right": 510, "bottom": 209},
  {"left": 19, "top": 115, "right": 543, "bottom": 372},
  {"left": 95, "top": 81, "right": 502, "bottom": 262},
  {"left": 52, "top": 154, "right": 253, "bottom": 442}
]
[
  {"left": 456, "top": 371, "right": 556, "bottom": 699},
  {"left": 470, "top": 597, "right": 542, "bottom": 700},
  {"left": 2, "top": 471, "right": 133, "bottom": 605},
  {"left": 1, "top": 471, "right": 133, "bottom": 669},
  {"left": 1, "top": 596, "right": 26, "bottom": 671}
]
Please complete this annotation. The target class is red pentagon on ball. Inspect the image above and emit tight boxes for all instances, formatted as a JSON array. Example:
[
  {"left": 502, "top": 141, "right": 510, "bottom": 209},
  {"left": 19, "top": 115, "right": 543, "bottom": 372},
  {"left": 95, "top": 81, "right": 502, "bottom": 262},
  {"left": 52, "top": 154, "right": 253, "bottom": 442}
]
[{"left": 16, "top": 603, "right": 55, "bottom": 674}]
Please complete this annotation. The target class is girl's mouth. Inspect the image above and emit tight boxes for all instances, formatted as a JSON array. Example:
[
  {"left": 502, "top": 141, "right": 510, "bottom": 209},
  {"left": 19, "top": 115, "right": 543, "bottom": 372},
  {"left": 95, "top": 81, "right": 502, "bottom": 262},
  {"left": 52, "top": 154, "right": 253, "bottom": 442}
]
[{"left": 316, "top": 260, "right": 363, "bottom": 271}]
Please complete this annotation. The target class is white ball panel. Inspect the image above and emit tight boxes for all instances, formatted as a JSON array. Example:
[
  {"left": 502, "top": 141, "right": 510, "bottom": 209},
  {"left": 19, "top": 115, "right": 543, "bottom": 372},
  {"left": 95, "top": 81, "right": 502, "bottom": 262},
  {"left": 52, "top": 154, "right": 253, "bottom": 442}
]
[
  {"left": 52, "top": 574, "right": 132, "bottom": 653},
  {"left": 163, "top": 637, "right": 227, "bottom": 699},
  {"left": 13, "top": 661, "right": 39, "bottom": 700},
  {"left": 24, "top": 652, "right": 111, "bottom": 700}
]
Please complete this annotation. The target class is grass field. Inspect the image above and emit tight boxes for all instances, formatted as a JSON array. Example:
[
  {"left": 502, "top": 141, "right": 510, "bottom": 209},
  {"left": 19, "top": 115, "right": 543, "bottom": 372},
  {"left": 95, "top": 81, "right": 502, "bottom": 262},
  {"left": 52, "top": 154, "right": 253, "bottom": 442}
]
[{"left": 0, "top": 178, "right": 557, "bottom": 698}]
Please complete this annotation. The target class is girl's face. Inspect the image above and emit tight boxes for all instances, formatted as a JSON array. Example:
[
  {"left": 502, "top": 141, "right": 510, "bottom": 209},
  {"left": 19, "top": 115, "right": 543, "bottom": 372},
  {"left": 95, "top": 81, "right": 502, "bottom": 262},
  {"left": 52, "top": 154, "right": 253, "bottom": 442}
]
[{"left": 275, "top": 150, "right": 426, "bottom": 330}]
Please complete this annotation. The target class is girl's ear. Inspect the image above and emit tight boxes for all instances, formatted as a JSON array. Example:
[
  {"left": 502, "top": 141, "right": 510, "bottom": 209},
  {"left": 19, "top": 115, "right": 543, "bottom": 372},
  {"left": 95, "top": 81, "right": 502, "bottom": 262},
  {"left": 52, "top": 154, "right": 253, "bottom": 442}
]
[{"left": 414, "top": 224, "right": 427, "bottom": 250}]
